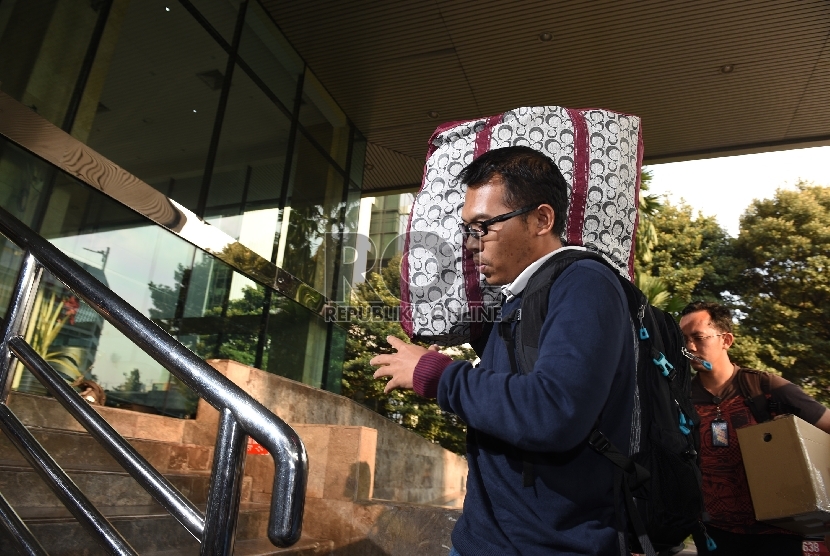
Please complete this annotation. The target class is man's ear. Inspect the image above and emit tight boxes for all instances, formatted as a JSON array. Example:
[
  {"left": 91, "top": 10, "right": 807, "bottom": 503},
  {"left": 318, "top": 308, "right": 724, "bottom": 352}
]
[
  {"left": 535, "top": 204, "right": 556, "bottom": 235},
  {"left": 722, "top": 332, "right": 735, "bottom": 350}
]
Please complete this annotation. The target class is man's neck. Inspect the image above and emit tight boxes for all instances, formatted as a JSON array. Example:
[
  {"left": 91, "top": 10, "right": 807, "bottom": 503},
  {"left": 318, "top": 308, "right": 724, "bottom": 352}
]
[
  {"left": 697, "top": 358, "right": 737, "bottom": 396},
  {"left": 502, "top": 243, "right": 577, "bottom": 300}
]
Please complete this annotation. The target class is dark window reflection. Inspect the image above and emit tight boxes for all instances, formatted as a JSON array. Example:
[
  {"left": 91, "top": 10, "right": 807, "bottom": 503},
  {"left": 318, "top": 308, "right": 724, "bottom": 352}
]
[
  {"left": 299, "top": 70, "right": 349, "bottom": 169},
  {"left": 350, "top": 134, "right": 367, "bottom": 188},
  {"left": 185, "top": 0, "right": 239, "bottom": 45},
  {"left": 0, "top": 0, "right": 363, "bottom": 416},
  {"left": 237, "top": 0, "right": 303, "bottom": 113},
  {"left": 0, "top": 0, "right": 100, "bottom": 129},
  {"left": 279, "top": 134, "right": 348, "bottom": 299},
  {"left": 85, "top": 0, "right": 227, "bottom": 201},
  {"left": 203, "top": 65, "right": 292, "bottom": 259}
]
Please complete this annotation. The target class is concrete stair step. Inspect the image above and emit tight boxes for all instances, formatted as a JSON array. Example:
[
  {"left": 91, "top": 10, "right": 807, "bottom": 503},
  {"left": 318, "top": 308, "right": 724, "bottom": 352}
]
[
  {"left": 0, "top": 464, "right": 211, "bottom": 508},
  {"left": 0, "top": 504, "right": 296, "bottom": 555},
  {"left": 230, "top": 537, "right": 334, "bottom": 555},
  {"left": 0, "top": 426, "right": 213, "bottom": 476},
  {"left": 143, "top": 537, "right": 334, "bottom": 556}
]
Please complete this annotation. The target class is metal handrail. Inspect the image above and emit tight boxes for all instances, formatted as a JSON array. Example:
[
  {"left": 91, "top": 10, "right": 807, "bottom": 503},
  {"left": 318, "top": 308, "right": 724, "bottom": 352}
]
[{"left": 0, "top": 205, "right": 308, "bottom": 555}]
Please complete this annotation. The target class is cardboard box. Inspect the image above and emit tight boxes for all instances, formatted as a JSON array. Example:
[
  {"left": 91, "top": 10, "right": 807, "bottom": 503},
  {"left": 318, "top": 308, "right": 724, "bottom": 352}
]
[{"left": 738, "top": 414, "right": 830, "bottom": 535}]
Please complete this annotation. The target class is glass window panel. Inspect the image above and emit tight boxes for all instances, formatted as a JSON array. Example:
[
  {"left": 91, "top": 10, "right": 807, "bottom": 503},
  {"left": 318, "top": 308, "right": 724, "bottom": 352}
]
[
  {"left": 264, "top": 293, "right": 327, "bottom": 387},
  {"left": 0, "top": 236, "right": 24, "bottom": 321},
  {"left": 299, "top": 69, "right": 349, "bottom": 169},
  {"left": 166, "top": 175, "right": 203, "bottom": 215},
  {"left": 246, "top": 162, "right": 286, "bottom": 205},
  {"left": 0, "top": 159, "right": 202, "bottom": 416},
  {"left": 37, "top": 185, "right": 200, "bottom": 417},
  {"left": 11, "top": 272, "right": 105, "bottom": 398},
  {"left": 203, "top": 64, "right": 292, "bottom": 258},
  {"left": 0, "top": 138, "right": 57, "bottom": 227},
  {"left": 208, "top": 62, "right": 291, "bottom": 208},
  {"left": 175, "top": 255, "right": 261, "bottom": 368},
  {"left": 85, "top": 0, "right": 228, "bottom": 203},
  {"left": 237, "top": 0, "right": 303, "bottom": 112},
  {"left": 324, "top": 324, "right": 345, "bottom": 394},
  {"left": 206, "top": 168, "right": 248, "bottom": 211},
  {"left": 236, "top": 207, "right": 281, "bottom": 260},
  {"left": 277, "top": 133, "right": 348, "bottom": 299},
  {"left": 350, "top": 133, "right": 367, "bottom": 188},
  {"left": 0, "top": 139, "right": 352, "bottom": 416},
  {"left": 0, "top": 0, "right": 99, "bottom": 129},
  {"left": 186, "top": 0, "right": 239, "bottom": 44},
  {"left": 330, "top": 187, "right": 361, "bottom": 303}
]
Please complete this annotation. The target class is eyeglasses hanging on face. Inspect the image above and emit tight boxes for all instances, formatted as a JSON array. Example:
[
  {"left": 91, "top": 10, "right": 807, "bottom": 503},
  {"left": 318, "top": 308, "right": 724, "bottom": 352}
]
[
  {"left": 683, "top": 333, "right": 727, "bottom": 348},
  {"left": 459, "top": 204, "right": 539, "bottom": 239}
]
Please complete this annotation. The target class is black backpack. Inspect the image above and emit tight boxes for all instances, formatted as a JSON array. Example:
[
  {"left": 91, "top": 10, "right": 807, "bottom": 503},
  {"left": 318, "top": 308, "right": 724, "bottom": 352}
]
[{"left": 493, "top": 248, "right": 707, "bottom": 555}]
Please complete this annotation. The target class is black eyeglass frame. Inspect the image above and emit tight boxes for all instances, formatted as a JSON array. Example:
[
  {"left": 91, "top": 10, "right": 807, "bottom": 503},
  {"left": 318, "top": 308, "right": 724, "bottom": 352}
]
[{"left": 459, "top": 204, "right": 539, "bottom": 239}]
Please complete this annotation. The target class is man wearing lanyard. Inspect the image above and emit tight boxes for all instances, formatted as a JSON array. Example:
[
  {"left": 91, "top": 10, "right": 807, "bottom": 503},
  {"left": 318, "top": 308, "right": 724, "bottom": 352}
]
[{"left": 681, "top": 301, "right": 830, "bottom": 555}]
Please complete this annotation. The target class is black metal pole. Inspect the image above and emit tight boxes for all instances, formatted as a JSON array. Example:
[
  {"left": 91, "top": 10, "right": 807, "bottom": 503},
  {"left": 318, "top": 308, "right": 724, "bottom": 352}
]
[
  {"left": 201, "top": 408, "right": 247, "bottom": 555},
  {"left": 196, "top": 0, "right": 249, "bottom": 218},
  {"left": 62, "top": 0, "right": 114, "bottom": 132}
]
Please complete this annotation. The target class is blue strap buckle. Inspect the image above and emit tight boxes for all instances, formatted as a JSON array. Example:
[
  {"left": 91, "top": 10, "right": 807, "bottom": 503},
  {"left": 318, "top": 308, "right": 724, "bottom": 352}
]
[
  {"left": 639, "top": 327, "right": 649, "bottom": 340},
  {"left": 652, "top": 352, "right": 674, "bottom": 377},
  {"left": 678, "top": 411, "right": 691, "bottom": 435}
]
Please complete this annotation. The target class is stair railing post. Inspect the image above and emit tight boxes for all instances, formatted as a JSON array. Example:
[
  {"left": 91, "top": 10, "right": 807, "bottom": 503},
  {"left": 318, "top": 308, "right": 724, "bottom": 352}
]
[
  {"left": 202, "top": 408, "right": 248, "bottom": 556},
  {"left": 0, "top": 490, "right": 48, "bottom": 556},
  {"left": 0, "top": 251, "right": 43, "bottom": 402}
]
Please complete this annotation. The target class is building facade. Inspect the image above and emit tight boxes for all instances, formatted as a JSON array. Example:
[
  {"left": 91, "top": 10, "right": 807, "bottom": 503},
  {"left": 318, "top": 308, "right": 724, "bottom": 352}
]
[{"left": 0, "top": 0, "right": 366, "bottom": 417}]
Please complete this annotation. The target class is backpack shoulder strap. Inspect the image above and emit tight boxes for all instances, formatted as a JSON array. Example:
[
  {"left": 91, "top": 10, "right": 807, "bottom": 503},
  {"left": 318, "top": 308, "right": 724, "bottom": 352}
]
[
  {"left": 736, "top": 368, "right": 773, "bottom": 423},
  {"left": 737, "top": 368, "right": 801, "bottom": 421},
  {"left": 512, "top": 248, "right": 602, "bottom": 374}
]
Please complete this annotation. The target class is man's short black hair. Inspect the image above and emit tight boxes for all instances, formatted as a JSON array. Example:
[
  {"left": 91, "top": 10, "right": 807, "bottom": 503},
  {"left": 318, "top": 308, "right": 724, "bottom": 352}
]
[
  {"left": 680, "top": 301, "right": 733, "bottom": 334},
  {"left": 458, "top": 146, "right": 569, "bottom": 237}
]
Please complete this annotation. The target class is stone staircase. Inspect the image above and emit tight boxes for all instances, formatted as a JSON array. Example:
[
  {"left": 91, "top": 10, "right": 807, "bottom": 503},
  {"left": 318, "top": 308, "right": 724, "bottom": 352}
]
[
  {"left": 0, "top": 424, "right": 330, "bottom": 555},
  {"left": 0, "top": 361, "right": 466, "bottom": 555}
]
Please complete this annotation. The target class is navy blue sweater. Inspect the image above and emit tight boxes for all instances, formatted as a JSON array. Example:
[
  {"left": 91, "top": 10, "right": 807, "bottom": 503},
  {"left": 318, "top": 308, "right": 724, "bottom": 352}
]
[{"left": 437, "top": 260, "right": 636, "bottom": 556}]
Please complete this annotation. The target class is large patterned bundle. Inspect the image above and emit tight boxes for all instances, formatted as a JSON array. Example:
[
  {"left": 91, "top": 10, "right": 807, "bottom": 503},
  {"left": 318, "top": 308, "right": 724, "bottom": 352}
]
[{"left": 400, "top": 106, "right": 643, "bottom": 345}]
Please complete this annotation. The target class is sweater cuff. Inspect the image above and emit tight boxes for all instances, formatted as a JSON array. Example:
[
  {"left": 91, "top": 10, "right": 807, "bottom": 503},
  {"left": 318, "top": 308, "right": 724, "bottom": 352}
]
[{"left": 413, "top": 351, "right": 453, "bottom": 399}]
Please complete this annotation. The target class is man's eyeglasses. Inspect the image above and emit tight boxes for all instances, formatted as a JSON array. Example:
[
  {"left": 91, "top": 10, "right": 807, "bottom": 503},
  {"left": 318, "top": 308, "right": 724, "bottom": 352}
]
[
  {"left": 683, "top": 333, "right": 727, "bottom": 347},
  {"left": 459, "top": 204, "right": 538, "bottom": 239}
]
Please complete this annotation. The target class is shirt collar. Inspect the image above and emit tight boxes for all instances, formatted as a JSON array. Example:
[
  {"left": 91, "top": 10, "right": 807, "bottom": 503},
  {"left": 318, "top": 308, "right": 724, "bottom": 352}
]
[{"left": 501, "top": 246, "right": 588, "bottom": 302}]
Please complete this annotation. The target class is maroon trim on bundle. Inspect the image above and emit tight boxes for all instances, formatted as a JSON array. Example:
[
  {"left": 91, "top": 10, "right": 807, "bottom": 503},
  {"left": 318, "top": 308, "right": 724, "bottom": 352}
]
[
  {"left": 426, "top": 119, "right": 467, "bottom": 160},
  {"left": 474, "top": 114, "right": 501, "bottom": 159},
  {"left": 564, "top": 108, "right": 589, "bottom": 246},
  {"left": 403, "top": 115, "right": 500, "bottom": 338}
]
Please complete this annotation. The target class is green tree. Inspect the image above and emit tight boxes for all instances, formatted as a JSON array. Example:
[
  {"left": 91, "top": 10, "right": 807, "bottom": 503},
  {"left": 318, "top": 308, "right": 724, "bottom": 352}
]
[
  {"left": 341, "top": 254, "right": 469, "bottom": 455},
  {"left": 637, "top": 196, "right": 735, "bottom": 312},
  {"left": 117, "top": 368, "right": 145, "bottom": 392},
  {"left": 634, "top": 171, "right": 685, "bottom": 311},
  {"left": 636, "top": 170, "right": 662, "bottom": 266},
  {"left": 637, "top": 169, "right": 742, "bottom": 305},
  {"left": 732, "top": 183, "right": 830, "bottom": 401}
]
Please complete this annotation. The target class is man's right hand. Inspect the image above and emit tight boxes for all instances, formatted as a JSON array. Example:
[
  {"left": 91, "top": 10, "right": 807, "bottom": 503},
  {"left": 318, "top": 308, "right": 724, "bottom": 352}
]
[{"left": 370, "top": 336, "right": 437, "bottom": 393}]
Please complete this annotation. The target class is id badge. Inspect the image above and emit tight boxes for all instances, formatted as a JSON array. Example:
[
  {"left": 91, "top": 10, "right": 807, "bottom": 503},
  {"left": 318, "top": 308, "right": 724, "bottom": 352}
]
[{"left": 711, "top": 419, "right": 729, "bottom": 447}]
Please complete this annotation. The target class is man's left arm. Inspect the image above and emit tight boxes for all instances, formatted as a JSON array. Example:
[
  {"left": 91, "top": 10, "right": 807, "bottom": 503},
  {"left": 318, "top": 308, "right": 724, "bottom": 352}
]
[
  {"left": 813, "top": 409, "right": 830, "bottom": 434},
  {"left": 769, "top": 375, "right": 830, "bottom": 433}
]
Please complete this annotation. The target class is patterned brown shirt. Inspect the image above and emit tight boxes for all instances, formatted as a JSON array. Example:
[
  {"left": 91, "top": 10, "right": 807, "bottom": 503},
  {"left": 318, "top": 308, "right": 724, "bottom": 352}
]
[{"left": 691, "top": 367, "right": 827, "bottom": 534}]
